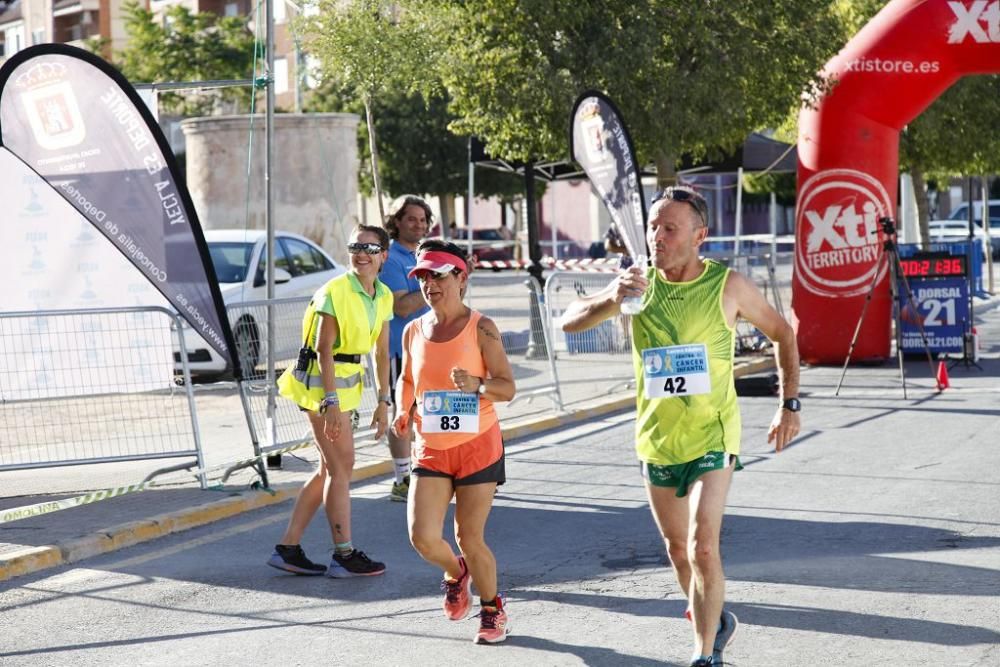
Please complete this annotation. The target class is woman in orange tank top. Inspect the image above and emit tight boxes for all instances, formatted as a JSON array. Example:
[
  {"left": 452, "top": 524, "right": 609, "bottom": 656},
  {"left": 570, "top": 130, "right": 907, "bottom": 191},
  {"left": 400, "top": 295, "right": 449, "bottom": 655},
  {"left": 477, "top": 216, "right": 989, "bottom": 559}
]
[{"left": 391, "top": 240, "right": 516, "bottom": 645}]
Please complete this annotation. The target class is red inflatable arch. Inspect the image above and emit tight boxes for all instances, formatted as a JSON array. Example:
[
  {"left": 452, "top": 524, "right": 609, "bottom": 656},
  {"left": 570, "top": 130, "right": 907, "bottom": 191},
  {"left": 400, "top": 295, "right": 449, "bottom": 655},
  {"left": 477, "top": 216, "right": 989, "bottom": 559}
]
[{"left": 792, "top": 0, "right": 1000, "bottom": 364}]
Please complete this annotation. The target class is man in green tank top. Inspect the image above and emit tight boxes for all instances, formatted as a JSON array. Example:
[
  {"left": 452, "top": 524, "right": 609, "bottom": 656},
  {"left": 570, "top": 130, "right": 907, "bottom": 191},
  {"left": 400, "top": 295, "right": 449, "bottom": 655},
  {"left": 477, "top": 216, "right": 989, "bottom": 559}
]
[{"left": 561, "top": 186, "right": 801, "bottom": 667}]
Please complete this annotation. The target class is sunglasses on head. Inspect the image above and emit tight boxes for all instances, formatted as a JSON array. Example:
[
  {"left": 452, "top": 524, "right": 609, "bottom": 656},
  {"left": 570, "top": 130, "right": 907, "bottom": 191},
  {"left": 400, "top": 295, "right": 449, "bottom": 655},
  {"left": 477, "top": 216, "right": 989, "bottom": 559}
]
[
  {"left": 651, "top": 187, "right": 709, "bottom": 226},
  {"left": 347, "top": 242, "right": 384, "bottom": 255}
]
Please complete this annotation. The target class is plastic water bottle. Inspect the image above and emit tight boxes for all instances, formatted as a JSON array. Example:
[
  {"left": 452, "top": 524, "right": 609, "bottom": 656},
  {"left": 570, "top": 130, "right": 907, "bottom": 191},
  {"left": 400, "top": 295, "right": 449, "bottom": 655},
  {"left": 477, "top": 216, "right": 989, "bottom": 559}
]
[{"left": 620, "top": 254, "right": 647, "bottom": 315}]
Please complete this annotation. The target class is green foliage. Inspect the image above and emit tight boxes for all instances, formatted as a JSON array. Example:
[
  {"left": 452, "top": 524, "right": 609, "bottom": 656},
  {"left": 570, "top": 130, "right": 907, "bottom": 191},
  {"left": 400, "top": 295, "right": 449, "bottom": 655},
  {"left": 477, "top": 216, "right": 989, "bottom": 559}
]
[
  {"left": 743, "top": 172, "right": 797, "bottom": 205},
  {"left": 901, "top": 75, "right": 1000, "bottom": 178},
  {"left": 428, "top": 0, "right": 844, "bottom": 170},
  {"left": 112, "top": 1, "right": 256, "bottom": 116},
  {"left": 300, "top": 0, "right": 437, "bottom": 104},
  {"left": 306, "top": 77, "right": 523, "bottom": 201}
]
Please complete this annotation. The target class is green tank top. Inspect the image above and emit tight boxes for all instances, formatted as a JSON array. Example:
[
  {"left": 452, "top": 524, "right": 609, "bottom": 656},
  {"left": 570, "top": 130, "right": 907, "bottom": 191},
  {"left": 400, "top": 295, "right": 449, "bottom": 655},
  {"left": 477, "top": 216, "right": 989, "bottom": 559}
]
[{"left": 631, "top": 259, "right": 740, "bottom": 464}]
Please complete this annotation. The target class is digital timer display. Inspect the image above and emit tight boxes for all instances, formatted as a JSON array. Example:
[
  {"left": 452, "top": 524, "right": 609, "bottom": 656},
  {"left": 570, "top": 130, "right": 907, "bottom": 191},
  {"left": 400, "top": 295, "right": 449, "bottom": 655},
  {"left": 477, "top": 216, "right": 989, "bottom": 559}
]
[{"left": 900, "top": 253, "right": 967, "bottom": 278}]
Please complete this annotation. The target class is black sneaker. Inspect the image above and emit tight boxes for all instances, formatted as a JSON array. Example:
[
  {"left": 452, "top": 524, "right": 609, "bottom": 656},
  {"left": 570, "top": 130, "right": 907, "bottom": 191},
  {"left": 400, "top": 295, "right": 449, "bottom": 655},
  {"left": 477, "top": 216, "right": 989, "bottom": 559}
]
[
  {"left": 689, "top": 659, "right": 713, "bottom": 667},
  {"left": 266, "top": 544, "right": 326, "bottom": 575},
  {"left": 326, "top": 549, "right": 386, "bottom": 578}
]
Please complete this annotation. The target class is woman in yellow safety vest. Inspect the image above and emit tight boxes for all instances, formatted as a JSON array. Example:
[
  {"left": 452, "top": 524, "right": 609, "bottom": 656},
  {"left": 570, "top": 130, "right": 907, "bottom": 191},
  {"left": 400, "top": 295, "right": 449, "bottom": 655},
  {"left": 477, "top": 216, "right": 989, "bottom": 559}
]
[{"left": 268, "top": 224, "right": 393, "bottom": 578}]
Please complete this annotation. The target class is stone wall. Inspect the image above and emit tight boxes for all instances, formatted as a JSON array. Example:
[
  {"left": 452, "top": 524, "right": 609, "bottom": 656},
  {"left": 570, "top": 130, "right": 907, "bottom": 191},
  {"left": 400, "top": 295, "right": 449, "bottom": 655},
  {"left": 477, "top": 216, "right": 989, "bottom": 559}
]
[{"left": 181, "top": 113, "right": 360, "bottom": 263}]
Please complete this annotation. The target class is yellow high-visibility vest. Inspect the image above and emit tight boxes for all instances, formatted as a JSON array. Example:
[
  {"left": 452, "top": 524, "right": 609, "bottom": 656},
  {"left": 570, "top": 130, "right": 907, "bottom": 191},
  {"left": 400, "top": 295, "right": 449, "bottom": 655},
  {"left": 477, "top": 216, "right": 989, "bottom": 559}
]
[{"left": 277, "top": 272, "right": 393, "bottom": 412}]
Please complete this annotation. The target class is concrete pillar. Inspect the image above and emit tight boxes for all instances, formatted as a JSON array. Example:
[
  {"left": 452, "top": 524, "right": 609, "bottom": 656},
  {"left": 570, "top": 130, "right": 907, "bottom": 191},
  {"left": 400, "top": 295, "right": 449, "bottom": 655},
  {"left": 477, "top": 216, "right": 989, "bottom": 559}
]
[{"left": 181, "top": 113, "right": 360, "bottom": 263}]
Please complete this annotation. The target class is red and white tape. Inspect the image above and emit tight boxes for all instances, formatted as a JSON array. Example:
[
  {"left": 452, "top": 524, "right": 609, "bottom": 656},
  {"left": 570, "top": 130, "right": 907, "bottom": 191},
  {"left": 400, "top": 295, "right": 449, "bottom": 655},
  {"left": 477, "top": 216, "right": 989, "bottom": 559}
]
[{"left": 473, "top": 257, "right": 621, "bottom": 272}]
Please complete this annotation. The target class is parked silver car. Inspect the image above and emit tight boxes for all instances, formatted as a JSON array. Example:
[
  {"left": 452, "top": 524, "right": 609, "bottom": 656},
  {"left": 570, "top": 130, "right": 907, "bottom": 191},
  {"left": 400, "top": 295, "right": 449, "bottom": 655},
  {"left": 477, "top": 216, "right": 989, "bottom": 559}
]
[{"left": 174, "top": 230, "right": 346, "bottom": 377}]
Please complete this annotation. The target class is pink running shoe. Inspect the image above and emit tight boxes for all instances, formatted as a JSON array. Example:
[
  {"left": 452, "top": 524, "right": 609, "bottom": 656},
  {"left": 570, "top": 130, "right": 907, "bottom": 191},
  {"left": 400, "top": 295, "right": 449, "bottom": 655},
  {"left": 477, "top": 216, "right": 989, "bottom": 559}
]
[
  {"left": 441, "top": 556, "right": 471, "bottom": 620},
  {"left": 475, "top": 595, "right": 510, "bottom": 644}
]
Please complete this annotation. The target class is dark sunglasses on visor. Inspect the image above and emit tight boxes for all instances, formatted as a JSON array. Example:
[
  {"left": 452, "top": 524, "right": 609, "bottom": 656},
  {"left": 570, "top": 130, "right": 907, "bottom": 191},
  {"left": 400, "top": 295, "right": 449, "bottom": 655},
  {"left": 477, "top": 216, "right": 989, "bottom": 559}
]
[
  {"left": 651, "top": 187, "right": 709, "bottom": 226},
  {"left": 347, "top": 242, "right": 384, "bottom": 255},
  {"left": 415, "top": 269, "right": 460, "bottom": 282}
]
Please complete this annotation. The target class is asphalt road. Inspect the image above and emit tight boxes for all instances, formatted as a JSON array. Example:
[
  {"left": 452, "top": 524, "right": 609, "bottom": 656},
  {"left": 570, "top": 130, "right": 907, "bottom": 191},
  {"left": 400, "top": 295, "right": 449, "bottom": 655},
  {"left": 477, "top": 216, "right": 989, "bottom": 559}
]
[{"left": 2, "top": 350, "right": 998, "bottom": 667}]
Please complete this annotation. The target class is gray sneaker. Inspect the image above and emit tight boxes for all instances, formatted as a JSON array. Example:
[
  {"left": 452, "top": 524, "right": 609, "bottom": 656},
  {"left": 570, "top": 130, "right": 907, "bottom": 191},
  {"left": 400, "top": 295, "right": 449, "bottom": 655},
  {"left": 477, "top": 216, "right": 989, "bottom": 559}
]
[{"left": 712, "top": 609, "right": 739, "bottom": 663}]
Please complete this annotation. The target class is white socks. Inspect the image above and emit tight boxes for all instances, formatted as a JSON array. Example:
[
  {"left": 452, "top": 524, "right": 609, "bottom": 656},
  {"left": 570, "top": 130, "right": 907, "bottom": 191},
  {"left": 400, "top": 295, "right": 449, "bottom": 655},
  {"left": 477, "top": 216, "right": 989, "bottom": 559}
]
[{"left": 393, "top": 458, "right": 411, "bottom": 483}]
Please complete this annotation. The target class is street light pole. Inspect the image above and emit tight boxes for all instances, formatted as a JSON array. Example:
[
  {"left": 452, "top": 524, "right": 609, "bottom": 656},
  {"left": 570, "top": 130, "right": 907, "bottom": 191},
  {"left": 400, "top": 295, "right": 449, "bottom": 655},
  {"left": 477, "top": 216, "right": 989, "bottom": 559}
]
[
  {"left": 524, "top": 161, "right": 548, "bottom": 359},
  {"left": 264, "top": 0, "right": 278, "bottom": 474}
]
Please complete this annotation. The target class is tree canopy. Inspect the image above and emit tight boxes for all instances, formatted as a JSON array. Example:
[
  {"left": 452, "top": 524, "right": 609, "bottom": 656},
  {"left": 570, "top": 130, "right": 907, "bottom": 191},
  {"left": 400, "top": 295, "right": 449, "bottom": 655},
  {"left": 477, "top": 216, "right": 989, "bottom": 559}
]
[
  {"left": 107, "top": 1, "right": 257, "bottom": 116},
  {"left": 301, "top": 0, "right": 439, "bottom": 213},
  {"left": 428, "top": 0, "right": 846, "bottom": 183},
  {"left": 307, "top": 79, "right": 523, "bottom": 205}
]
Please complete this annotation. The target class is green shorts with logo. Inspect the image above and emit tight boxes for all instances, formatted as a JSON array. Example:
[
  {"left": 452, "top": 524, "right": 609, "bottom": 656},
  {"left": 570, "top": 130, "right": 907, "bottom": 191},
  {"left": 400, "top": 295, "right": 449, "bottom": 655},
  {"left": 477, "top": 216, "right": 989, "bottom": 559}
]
[{"left": 640, "top": 451, "right": 743, "bottom": 498}]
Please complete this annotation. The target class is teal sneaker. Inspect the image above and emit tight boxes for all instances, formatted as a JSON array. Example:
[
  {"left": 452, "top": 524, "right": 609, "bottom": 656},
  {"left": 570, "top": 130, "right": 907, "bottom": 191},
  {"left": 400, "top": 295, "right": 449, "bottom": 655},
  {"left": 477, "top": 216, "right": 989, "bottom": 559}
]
[{"left": 712, "top": 609, "right": 738, "bottom": 664}]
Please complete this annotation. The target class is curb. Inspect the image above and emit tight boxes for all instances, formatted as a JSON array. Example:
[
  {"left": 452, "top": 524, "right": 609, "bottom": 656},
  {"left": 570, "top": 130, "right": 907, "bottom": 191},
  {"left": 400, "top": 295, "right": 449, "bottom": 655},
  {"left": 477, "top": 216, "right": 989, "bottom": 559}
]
[{"left": 0, "top": 357, "right": 775, "bottom": 583}]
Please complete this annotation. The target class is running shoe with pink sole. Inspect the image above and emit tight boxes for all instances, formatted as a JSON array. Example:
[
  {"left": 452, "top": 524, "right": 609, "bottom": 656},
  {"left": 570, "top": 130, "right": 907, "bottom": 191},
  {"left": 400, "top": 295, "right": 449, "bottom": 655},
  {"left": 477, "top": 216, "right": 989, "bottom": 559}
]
[
  {"left": 475, "top": 595, "right": 510, "bottom": 644},
  {"left": 441, "top": 556, "right": 472, "bottom": 620}
]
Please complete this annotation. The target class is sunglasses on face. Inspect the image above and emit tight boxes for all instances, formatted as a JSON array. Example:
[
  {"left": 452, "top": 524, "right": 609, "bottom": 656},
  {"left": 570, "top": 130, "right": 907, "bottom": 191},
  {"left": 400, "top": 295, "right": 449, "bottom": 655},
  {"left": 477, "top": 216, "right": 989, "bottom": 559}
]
[
  {"left": 347, "top": 242, "right": 384, "bottom": 255},
  {"left": 416, "top": 269, "right": 460, "bottom": 282},
  {"left": 651, "top": 187, "right": 709, "bottom": 226}
]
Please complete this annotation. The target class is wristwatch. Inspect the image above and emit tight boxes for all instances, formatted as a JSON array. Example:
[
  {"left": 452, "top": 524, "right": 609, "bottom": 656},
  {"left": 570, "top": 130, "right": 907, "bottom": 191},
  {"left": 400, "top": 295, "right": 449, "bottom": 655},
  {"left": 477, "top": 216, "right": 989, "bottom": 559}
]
[
  {"left": 477, "top": 379, "right": 487, "bottom": 395},
  {"left": 782, "top": 398, "right": 801, "bottom": 412},
  {"left": 378, "top": 395, "right": 392, "bottom": 406}
]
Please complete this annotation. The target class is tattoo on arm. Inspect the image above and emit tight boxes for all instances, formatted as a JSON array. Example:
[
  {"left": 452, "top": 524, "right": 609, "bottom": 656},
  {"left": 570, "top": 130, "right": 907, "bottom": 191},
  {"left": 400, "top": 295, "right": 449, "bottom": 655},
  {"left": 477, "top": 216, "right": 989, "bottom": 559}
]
[{"left": 478, "top": 323, "right": 500, "bottom": 342}]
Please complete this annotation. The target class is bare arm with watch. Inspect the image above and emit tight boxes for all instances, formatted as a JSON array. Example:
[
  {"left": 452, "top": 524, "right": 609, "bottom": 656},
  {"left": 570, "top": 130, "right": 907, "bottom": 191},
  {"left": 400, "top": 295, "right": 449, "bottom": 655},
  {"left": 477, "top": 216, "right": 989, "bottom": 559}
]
[
  {"left": 449, "top": 316, "right": 515, "bottom": 401},
  {"left": 723, "top": 271, "right": 801, "bottom": 452}
]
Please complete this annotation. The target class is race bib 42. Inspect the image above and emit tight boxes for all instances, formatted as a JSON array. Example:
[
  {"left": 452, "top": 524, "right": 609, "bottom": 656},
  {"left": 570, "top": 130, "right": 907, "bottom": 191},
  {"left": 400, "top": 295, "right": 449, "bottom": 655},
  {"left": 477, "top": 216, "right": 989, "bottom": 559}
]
[{"left": 642, "top": 344, "right": 712, "bottom": 399}]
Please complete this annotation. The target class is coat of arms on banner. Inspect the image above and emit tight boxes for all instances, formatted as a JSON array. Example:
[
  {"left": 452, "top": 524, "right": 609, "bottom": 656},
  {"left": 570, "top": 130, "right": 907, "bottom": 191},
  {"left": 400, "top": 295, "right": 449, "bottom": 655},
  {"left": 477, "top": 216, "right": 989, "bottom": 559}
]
[
  {"left": 21, "top": 82, "right": 86, "bottom": 151},
  {"left": 578, "top": 100, "right": 610, "bottom": 165}
]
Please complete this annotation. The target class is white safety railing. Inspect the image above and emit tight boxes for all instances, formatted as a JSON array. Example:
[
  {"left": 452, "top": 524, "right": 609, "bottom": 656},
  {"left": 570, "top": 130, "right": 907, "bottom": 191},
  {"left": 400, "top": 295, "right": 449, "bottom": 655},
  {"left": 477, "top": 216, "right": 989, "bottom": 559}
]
[
  {"left": 543, "top": 271, "right": 636, "bottom": 395},
  {"left": 467, "top": 272, "right": 564, "bottom": 411},
  {"left": 0, "top": 306, "right": 206, "bottom": 486}
]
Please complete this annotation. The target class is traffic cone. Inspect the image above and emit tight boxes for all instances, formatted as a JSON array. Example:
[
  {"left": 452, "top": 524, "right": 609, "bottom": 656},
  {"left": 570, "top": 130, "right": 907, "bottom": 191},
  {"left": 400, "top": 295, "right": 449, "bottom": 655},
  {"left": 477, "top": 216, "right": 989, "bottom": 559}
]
[{"left": 935, "top": 361, "right": 950, "bottom": 391}]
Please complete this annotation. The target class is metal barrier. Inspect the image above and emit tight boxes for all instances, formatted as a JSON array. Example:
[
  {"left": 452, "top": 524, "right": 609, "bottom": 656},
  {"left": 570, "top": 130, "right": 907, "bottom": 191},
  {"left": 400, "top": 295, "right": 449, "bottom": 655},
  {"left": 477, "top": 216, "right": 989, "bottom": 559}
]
[
  {"left": 543, "top": 271, "right": 636, "bottom": 395},
  {"left": 0, "top": 306, "right": 206, "bottom": 486},
  {"left": 542, "top": 255, "right": 788, "bottom": 393},
  {"left": 467, "top": 272, "right": 564, "bottom": 410},
  {"left": 224, "top": 296, "right": 384, "bottom": 482}
]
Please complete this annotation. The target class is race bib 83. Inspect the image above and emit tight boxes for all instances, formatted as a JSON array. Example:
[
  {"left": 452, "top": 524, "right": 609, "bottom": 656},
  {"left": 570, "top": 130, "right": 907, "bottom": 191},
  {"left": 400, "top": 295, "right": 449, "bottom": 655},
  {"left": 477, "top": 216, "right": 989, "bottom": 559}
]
[{"left": 420, "top": 390, "right": 480, "bottom": 433}]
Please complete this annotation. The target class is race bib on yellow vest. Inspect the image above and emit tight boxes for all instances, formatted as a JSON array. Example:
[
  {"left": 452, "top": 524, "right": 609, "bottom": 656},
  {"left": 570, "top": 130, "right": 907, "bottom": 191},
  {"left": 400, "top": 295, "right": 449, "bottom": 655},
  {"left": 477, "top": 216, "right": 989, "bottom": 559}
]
[
  {"left": 420, "top": 390, "right": 480, "bottom": 433},
  {"left": 642, "top": 343, "right": 712, "bottom": 399}
]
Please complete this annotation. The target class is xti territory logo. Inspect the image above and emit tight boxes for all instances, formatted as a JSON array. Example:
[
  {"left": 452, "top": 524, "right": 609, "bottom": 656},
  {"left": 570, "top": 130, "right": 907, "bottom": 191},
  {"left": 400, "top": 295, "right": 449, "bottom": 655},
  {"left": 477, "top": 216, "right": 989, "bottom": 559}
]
[{"left": 795, "top": 169, "right": 892, "bottom": 298}]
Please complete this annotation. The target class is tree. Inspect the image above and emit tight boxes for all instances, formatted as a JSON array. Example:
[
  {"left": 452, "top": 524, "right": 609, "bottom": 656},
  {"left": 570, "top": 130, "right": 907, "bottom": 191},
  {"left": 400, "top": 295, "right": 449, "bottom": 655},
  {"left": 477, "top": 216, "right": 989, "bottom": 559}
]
[
  {"left": 844, "top": 1, "right": 1000, "bottom": 248},
  {"left": 428, "top": 1, "right": 845, "bottom": 186},
  {"left": 307, "top": 78, "right": 524, "bottom": 228},
  {"left": 301, "top": 0, "right": 438, "bottom": 219},
  {"left": 106, "top": 1, "right": 257, "bottom": 117}
]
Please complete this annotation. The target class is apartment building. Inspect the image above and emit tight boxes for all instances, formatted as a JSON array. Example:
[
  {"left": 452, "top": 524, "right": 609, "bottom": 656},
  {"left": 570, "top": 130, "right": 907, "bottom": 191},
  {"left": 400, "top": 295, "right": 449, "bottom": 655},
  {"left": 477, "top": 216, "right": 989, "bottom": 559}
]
[
  {"left": 1, "top": 0, "right": 302, "bottom": 110},
  {"left": 0, "top": 0, "right": 129, "bottom": 62}
]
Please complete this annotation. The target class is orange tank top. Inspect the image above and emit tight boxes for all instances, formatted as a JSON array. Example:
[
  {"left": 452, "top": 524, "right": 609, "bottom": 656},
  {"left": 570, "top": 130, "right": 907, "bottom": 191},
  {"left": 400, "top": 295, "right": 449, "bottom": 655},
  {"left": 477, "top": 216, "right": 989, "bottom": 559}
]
[{"left": 406, "top": 309, "right": 498, "bottom": 450}]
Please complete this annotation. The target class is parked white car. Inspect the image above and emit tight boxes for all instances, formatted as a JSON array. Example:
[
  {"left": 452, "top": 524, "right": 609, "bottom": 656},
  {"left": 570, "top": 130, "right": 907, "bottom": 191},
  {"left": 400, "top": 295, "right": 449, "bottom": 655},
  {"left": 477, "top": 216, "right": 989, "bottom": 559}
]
[
  {"left": 174, "top": 230, "right": 346, "bottom": 377},
  {"left": 929, "top": 200, "right": 1000, "bottom": 258},
  {"left": 927, "top": 219, "right": 997, "bottom": 259}
]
